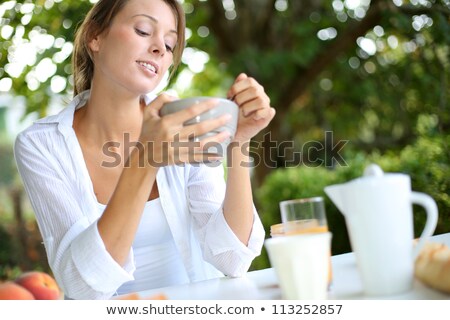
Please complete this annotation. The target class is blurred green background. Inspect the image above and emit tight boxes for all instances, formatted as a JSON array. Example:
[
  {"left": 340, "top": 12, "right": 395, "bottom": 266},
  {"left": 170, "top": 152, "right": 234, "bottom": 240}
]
[{"left": 0, "top": 0, "right": 449, "bottom": 278}]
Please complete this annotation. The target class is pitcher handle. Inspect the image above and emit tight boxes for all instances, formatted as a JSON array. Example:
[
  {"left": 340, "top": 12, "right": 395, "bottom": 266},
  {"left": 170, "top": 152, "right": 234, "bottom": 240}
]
[{"left": 411, "top": 191, "right": 438, "bottom": 259}]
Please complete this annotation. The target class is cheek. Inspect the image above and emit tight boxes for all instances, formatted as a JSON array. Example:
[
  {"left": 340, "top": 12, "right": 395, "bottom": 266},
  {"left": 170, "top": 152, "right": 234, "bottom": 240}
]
[
  {"left": 112, "top": 28, "right": 135, "bottom": 48},
  {"left": 102, "top": 26, "right": 138, "bottom": 54},
  {"left": 162, "top": 54, "right": 175, "bottom": 71}
]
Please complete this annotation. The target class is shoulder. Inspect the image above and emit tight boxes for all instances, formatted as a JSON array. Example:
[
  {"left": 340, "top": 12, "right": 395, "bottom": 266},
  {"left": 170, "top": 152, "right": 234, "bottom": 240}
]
[
  {"left": 14, "top": 121, "right": 60, "bottom": 156},
  {"left": 15, "top": 95, "right": 79, "bottom": 154},
  {"left": 14, "top": 115, "right": 77, "bottom": 167},
  {"left": 13, "top": 108, "right": 82, "bottom": 185},
  {"left": 16, "top": 119, "right": 58, "bottom": 138}
]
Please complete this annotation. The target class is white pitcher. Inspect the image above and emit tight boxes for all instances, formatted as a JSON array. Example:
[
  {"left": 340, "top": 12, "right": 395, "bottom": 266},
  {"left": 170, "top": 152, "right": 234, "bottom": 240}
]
[{"left": 324, "top": 164, "right": 438, "bottom": 296}]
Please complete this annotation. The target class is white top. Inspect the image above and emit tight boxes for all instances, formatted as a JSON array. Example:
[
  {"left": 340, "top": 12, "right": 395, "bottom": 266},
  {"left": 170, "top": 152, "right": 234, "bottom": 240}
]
[
  {"left": 98, "top": 199, "right": 190, "bottom": 294},
  {"left": 14, "top": 90, "right": 265, "bottom": 300}
]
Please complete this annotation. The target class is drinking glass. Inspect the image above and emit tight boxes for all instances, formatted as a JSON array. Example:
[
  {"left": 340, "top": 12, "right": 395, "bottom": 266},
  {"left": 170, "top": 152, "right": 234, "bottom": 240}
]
[
  {"left": 278, "top": 197, "right": 332, "bottom": 285},
  {"left": 265, "top": 232, "right": 332, "bottom": 300},
  {"left": 279, "top": 197, "right": 328, "bottom": 234}
]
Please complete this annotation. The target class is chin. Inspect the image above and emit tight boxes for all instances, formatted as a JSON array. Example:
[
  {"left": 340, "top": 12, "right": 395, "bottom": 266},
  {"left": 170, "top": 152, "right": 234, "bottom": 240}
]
[{"left": 129, "top": 81, "right": 161, "bottom": 97}]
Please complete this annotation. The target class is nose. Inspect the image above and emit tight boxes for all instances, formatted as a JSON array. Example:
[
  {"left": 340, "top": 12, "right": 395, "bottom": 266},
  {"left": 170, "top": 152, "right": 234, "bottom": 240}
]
[{"left": 149, "top": 33, "right": 166, "bottom": 56}]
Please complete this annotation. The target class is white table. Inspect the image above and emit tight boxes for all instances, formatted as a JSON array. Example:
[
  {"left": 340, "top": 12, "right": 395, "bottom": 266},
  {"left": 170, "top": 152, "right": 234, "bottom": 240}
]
[{"left": 137, "top": 233, "right": 450, "bottom": 300}]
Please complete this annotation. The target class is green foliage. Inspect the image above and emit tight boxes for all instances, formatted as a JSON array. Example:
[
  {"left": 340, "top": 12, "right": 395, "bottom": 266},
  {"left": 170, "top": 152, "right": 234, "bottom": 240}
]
[
  {"left": 0, "top": 225, "right": 21, "bottom": 280},
  {"left": 0, "top": 225, "right": 13, "bottom": 264},
  {"left": 251, "top": 161, "right": 358, "bottom": 271},
  {"left": 373, "top": 115, "right": 450, "bottom": 235},
  {"left": 256, "top": 166, "right": 337, "bottom": 238},
  {"left": 180, "top": 58, "right": 232, "bottom": 98},
  {"left": 0, "top": 140, "right": 16, "bottom": 187},
  {"left": 1, "top": 2, "right": 448, "bottom": 172},
  {"left": 252, "top": 120, "right": 450, "bottom": 271},
  {"left": 0, "top": 0, "right": 93, "bottom": 116}
]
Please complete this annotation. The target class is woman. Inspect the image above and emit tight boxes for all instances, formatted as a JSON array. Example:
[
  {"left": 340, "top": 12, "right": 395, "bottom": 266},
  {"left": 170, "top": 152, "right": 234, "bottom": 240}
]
[{"left": 14, "top": 0, "right": 275, "bottom": 299}]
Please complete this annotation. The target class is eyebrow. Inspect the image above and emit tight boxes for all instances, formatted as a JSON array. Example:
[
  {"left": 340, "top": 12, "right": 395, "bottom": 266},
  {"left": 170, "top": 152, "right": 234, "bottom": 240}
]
[{"left": 132, "top": 14, "right": 177, "bottom": 35}]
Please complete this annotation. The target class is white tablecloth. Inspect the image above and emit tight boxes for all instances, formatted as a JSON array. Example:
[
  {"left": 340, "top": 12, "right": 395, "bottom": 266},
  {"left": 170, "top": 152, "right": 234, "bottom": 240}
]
[{"left": 137, "top": 233, "right": 450, "bottom": 300}]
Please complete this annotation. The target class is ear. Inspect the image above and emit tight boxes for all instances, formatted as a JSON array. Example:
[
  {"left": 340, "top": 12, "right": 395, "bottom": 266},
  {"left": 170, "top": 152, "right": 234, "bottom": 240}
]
[{"left": 88, "top": 35, "right": 101, "bottom": 53}]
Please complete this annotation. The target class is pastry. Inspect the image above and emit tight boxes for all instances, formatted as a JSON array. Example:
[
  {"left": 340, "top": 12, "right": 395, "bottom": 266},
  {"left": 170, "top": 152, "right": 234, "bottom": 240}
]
[{"left": 414, "top": 242, "right": 450, "bottom": 294}]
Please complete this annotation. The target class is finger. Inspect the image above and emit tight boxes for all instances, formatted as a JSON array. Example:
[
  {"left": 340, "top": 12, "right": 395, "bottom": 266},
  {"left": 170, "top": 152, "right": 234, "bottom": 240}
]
[
  {"left": 227, "top": 73, "right": 248, "bottom": 100},
  {"left": 172, "top": 137, "right": 227, "bottom": 164},
  {"left": 234, "top": 73, "right": 248, "bottom": 83},
  {"left": 193, "top": 131, "right": 230, "bottom": 161},
  {"left": 149, "top": 93, "right": 178, "bottom": 112},
  {"left": 240, "top": 98, "right": 262, "bottom": 117},
  {"left": 252, "top": 107, "right": 276, "bottom": 121},
  {"left": 179, "top": 113, "right": 232, "bottom": 140},
  {"left": 237, "top": 94, "right": 271, "bottom": 117},
  {"left": 233, "top": 83, "right": 269, "bottom": 111},
  {"left": 227, "top": 73, "right": 247, "bottom": 99},
  {"left": 228, "top": 76, "right": 261, "bottom": 101},
  {"left": 233, "top": 85, "right": 269, "bottom": 109},
  {"left": 197, "top": 130, "right": 231, "bottom": 148}
]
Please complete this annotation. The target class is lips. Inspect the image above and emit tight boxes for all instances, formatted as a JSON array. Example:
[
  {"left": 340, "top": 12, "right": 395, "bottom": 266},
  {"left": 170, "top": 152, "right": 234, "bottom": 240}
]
[{"left": 137, "top": 60, "right": 158, "bottom": 74}]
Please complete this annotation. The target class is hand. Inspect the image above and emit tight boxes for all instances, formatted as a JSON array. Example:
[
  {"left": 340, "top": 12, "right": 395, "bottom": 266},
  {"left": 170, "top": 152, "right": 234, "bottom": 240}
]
[
  {"left": 139, "top": 94, "right": 232, "bottom": 166},
  {"left": 227, "top": 73, "right": 275, "bottom": 143}
]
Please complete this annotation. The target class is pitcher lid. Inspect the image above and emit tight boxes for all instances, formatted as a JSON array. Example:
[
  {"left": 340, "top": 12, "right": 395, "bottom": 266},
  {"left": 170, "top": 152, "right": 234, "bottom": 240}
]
[
  {"left": 363, "top": 164, "right": 384, "bottom": 177},
  {"left": 356, "top": 163, "right": 408, "bottom": 183}
]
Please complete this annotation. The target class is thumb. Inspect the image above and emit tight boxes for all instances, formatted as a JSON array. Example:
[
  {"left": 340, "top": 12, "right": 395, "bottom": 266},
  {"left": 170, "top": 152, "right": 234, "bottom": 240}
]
[
  {"left": 148, "top": 93, "right": 178, "bottom": 113},
  {"left": 235, "top": 73, "right": 248, "bottom": 83},
  {"left": 227, "top": 73, "right": 248, "bottom": 99}
]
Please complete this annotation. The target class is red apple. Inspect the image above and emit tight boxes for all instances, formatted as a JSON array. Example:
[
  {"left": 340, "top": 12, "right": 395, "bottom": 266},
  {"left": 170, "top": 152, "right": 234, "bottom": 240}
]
[
  {"left": 0, "top": 281, "right": 35, "bottom": 300},
  {"left": 15, "top": 271, "right": 60, "bottom": 300}
]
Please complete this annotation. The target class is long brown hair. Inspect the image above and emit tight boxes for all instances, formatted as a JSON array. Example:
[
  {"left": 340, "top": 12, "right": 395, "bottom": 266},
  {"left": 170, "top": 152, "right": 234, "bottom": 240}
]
[{"left": 72, "top": 0, "right": 185, "bottom": 96}]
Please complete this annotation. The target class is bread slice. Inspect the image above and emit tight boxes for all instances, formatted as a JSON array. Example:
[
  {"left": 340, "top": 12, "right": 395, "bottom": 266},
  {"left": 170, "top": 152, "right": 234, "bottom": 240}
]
[{"left": 414, "top": 242, "right": 450, "bottom": 294}]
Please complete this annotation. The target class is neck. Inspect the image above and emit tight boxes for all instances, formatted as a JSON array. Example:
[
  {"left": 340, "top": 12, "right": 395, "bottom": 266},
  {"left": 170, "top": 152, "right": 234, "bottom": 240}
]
[{"left": 74, "top": 87, "right": 145, "bottom": 146}]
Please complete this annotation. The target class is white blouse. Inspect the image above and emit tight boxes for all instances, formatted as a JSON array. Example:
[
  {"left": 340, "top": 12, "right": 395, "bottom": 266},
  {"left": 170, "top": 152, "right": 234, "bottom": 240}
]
[
  {"left": 101, "top": 198, "right": 190, "bottom": 295},
  {"left": 14, "top": 90, "right": 265, "bottom": 300}
]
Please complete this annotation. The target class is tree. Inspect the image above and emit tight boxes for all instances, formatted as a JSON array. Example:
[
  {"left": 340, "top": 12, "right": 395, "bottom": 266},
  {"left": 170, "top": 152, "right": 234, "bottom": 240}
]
[
  {"left": 183, "top": 0, "right": 449, "bottom": 182},
  {"left": 1, "top": 0, "right": 449, "bottom": 185}
]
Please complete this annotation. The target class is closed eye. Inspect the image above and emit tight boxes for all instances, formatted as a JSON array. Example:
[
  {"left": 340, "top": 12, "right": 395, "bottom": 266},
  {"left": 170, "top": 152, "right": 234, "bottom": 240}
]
[
  {"left": 135, "top": 28, "right": 174, "bottom": 53},
  {"left": 165, "top": 44, "right": 174, "bottom": 53},
  {"left": 135, "top": 28, "right": 149, "bottom": 36}
]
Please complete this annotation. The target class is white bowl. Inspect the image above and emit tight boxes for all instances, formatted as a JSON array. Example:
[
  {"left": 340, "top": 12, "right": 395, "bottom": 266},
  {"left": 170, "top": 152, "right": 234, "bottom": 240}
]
[{"left": 161, "top": 97, "right": 239, "bottom": 156}]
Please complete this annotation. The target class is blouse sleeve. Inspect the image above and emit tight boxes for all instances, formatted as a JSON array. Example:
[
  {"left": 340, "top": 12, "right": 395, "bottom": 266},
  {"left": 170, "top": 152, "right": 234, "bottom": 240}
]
[
  {"left": 14, "top": 130, "right": 135, "bottom": 299},
  {"left": 186, "top": 162, "right": 265, "bottom": 277}
]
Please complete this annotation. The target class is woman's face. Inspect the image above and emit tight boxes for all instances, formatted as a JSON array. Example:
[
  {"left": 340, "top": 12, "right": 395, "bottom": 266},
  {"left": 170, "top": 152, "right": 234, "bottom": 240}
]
[{"left": 89, "top": 0, "right": 178, "bottom": 95}]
